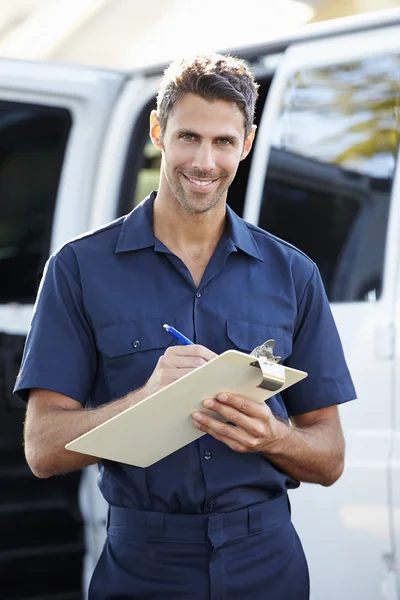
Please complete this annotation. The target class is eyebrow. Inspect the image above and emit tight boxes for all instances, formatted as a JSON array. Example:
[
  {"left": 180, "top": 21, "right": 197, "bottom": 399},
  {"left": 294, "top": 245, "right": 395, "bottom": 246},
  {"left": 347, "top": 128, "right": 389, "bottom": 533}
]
[{"left": 176, "top": 128, "right": 239, "bottom": 144}]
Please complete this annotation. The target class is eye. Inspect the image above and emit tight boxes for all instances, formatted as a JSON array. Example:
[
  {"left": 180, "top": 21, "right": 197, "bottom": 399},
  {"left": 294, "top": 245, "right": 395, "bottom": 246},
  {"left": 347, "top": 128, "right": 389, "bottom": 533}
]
[
  {"left": 180, "top": 133, "right": 196, "bottom": 142},
  {"left": 216, "top": 138, "right": 232, "bottom": 146}
]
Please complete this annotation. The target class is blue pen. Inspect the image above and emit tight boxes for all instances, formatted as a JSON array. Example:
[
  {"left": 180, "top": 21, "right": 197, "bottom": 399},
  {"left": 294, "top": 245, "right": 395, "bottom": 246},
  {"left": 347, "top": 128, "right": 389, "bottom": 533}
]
[{"left": 163, "top": 324, "right": 194, "bottom": 346}]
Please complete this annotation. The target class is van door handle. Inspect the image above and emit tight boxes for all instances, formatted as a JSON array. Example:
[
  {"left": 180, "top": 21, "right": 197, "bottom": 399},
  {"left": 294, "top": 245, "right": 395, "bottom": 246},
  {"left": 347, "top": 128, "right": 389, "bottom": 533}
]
[{"left": 375, "top": 323, "right": 395, "bottom": 360}]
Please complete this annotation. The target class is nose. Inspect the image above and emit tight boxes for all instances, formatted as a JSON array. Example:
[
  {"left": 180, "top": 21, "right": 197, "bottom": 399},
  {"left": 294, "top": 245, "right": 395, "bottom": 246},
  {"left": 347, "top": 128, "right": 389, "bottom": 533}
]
[{"left": 192, "top": 142, "right": 216, "bottom": 172}]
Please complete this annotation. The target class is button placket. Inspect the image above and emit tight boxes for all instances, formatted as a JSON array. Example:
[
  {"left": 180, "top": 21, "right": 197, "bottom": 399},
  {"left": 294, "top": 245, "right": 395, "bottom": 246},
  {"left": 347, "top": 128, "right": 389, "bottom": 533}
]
[{"left": 193, "top": 289, "right": 201, "bottom": 345}]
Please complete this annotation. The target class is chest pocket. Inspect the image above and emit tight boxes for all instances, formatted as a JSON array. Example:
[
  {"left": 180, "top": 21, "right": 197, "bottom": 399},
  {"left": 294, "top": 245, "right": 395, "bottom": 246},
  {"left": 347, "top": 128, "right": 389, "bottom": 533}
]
[
  {"left": 226, "top": 319, "right": 292, "bottom": 363},
  {"left": 96, "top": 318, "right": 173, "bottom": 399}
]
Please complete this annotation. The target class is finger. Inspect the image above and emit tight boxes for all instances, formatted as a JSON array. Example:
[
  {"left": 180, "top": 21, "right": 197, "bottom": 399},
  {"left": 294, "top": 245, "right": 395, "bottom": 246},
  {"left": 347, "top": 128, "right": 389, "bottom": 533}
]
[
  {"left": 161, "top": 353, "right": 208, "bottom": 369},
  {"left": 201, "top": 397, "right": 266, "bottom": 438},
  {"left": 201, "top": 431, "right": 248, "bottom": 454},
  {"left": 192, "top": 411, "right": 255, "bottom": 448},
  {"left": 215, "top": 392, "right": 269, "bottom": 418},
  {"left": 165, "top": 344, "right": 217, "bottom": 361}
]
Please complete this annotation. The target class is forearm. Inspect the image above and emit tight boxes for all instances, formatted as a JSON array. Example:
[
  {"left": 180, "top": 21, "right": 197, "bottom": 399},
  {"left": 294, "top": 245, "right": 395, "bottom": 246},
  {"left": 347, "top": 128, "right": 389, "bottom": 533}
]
[
  {"left": 262, "top": 418, "right": 345, "bottom": 487},
  {"left": 26, "top": 345, "right": 217, "bottom": 479},
  {"left": 25, "top": 387, "right": 148, "bottom": 478}
]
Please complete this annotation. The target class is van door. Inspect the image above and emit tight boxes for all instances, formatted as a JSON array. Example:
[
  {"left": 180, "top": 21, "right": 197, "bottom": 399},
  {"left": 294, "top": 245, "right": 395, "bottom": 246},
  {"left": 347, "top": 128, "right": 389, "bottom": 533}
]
[
  {"left": 0, "top": 58, "right": 125, "bottom": 599},
  {"left": 243, "top": 25, "right": 400, "bottom": 600}
]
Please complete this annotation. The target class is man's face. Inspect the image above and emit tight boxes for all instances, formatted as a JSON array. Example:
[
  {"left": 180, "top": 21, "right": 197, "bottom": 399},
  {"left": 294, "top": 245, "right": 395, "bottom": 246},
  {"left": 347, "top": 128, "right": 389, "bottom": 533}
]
[{"left": 152, "top": 94, "right": 255, "bottom": 214}]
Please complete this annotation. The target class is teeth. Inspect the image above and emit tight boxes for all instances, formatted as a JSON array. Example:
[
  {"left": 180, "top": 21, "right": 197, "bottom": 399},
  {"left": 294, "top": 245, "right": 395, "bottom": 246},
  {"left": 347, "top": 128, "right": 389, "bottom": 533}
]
[{"left": 188, "top": 178, "right": 214, "bottom": 187}]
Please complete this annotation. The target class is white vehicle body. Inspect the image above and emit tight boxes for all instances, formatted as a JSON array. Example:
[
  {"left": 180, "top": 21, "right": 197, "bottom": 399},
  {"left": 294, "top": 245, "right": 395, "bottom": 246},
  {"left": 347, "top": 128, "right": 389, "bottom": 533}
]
[{"left": 0, "top": 9, "right": 399, "bottom": 600}]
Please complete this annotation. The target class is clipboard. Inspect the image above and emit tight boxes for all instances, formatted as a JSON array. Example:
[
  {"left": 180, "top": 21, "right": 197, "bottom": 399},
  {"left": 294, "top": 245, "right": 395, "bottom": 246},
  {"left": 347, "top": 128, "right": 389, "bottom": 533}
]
[{"left": 66, "top": 350, "right": 307, "bottom": 468}]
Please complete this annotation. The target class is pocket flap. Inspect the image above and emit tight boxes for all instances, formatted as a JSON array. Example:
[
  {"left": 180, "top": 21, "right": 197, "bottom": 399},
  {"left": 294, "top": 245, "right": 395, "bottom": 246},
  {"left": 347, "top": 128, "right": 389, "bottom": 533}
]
[
  {"left": 227, "top": 319, "right": 292, "bottom": 360},
  {"left": 97, "top": 318, "right": 175, "bottom": 358}
]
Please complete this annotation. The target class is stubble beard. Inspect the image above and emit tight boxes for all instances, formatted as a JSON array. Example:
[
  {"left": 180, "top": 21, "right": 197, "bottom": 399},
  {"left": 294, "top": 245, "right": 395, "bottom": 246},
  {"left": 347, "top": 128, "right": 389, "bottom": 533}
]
[
  {"left": 167, "top": 169, "right": 231, "bottom": 215},
  {"left": 175, "top": 182, "right": 226, "bottom": 214}
]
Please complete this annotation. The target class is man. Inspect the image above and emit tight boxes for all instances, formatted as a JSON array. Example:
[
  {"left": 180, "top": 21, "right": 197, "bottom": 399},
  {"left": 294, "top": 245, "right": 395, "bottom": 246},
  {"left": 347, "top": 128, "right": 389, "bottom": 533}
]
[{"left": 15, "top": 54, "right": 356, "bottom": 599}]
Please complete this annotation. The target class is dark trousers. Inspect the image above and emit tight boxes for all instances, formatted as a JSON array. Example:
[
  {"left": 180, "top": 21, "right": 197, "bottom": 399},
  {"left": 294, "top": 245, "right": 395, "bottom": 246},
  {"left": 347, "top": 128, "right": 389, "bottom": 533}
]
[{"left": 89, "top": 495, "right": 309, "bottom": 599}]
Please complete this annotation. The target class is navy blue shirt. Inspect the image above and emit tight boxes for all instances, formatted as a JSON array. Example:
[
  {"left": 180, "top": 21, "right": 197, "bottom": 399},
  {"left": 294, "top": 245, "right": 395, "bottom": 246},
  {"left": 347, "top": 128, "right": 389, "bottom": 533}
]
[{"left": 15, "top": 192, "right": 356, "bottom": 514}]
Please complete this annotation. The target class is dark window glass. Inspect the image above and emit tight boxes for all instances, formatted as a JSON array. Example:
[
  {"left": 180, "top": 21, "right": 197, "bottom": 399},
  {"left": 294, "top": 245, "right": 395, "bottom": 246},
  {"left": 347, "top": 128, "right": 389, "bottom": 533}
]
[
  {"left": 259, "top": 55, "right": 399, "bottom": 302},
  {"left": 0, "top": 101, "right": 72, "bottom": 303}
]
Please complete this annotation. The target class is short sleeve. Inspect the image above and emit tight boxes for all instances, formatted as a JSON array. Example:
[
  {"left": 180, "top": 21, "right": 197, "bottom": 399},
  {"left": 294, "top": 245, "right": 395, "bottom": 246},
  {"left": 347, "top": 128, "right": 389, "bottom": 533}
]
[
  {"left": 282, "top": 263, "right": 356, "bottom": 416},
  {"left": 13, "top": 249, "right": 97, "bottom": 405}
]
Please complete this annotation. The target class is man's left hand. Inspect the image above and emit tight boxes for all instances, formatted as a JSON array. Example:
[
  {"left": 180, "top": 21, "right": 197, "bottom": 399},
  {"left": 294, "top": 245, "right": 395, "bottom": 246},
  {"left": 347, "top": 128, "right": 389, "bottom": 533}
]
[{"left": 191, "top": 393, "right": 289, "bottom": 454}]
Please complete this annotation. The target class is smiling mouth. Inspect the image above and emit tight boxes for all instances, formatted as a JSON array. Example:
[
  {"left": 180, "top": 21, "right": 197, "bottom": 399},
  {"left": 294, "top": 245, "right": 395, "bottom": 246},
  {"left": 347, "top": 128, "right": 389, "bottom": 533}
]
[{"left": 182, "top": 174, "right": 218, "bottom": 188}]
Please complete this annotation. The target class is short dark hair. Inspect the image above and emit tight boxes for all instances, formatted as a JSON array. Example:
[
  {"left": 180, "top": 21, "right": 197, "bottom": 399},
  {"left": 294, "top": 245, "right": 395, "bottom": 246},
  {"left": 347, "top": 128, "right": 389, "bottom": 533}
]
[{"left": 156, "top": 53, "right": 259, "bottom": 138}]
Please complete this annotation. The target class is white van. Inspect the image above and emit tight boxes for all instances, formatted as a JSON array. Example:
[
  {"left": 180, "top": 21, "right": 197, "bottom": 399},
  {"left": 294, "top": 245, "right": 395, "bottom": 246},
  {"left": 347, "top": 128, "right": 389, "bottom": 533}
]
[{"left": 1, "top": 9, "right": 399, "bottom": 600}]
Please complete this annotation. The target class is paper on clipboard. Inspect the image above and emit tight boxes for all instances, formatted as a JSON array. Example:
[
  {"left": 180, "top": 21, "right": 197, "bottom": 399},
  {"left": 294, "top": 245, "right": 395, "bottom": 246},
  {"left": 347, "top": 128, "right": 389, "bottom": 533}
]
[{"left": 66, "top": 350, "right": 307, "bottom": 468}]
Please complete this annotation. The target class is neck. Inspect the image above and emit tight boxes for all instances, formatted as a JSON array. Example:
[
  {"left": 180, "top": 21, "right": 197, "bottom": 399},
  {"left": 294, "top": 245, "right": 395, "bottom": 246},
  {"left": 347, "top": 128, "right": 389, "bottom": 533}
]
[{"left": 153, "top": 187, "right": 227, "bottom": 256}]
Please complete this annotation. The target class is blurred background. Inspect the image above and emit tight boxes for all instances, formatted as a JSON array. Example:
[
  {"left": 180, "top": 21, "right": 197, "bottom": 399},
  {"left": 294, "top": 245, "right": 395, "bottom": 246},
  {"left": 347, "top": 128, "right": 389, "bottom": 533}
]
[{"left": 0, "top": 0, "right": 398, "bottom": 70}]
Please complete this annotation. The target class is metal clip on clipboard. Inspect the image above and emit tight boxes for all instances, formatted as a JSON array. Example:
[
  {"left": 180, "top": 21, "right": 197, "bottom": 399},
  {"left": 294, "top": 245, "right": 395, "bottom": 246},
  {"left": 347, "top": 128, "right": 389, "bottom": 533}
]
[{"left": 250, "top": 339, "right": 285, "bottom": 392}]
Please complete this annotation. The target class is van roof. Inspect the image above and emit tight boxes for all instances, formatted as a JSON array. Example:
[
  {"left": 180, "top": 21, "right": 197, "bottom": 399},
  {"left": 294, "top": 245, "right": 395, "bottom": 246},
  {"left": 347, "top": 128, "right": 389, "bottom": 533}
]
[
  {"left": 139, "top": 8, "right": 400, "bottom": 76},
  {"left": 1, "top": 8, "right": 399, "bottom": 79}
]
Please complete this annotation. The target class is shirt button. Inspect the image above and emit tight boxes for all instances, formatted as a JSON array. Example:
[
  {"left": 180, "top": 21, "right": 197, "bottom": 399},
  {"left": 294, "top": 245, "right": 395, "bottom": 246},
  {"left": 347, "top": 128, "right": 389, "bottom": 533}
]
[
  {"left": 204, "top": 450, "right": 212, "bottom": 460},
  {"left": 207, "top": 500, "right": 216, "bottom": 511},
  {"left": 132, "top": 340, "right": 141, "bottom": 349},
  {"left": 195, "top": 292, "right": 201, "bottom": 298}
]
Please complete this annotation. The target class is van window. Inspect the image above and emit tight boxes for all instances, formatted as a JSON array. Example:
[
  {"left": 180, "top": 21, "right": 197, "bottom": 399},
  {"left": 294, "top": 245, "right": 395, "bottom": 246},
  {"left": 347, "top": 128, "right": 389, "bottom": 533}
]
[
  {"left": 0, "top": 101, "right": 72, "bottom": 304},
  {"left": 259, "top": 54, "right": 399, "bottom": 302},
  {"left": 134, "top": 138, "right": 161, "bottom": 208}
]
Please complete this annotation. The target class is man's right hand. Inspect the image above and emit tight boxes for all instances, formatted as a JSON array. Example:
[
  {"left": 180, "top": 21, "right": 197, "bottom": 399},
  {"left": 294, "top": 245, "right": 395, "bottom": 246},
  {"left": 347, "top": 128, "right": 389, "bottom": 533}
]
[
  {"left": 143, "top": 345, "right": 217, "bottom": 398},
  {"left": 25, "top": 344, "right": 217, "bottom": 478}
]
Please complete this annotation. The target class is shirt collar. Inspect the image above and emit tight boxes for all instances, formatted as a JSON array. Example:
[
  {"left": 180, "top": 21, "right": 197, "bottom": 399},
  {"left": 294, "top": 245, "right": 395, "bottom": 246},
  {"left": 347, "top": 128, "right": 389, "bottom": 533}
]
[
  {"left": 115, "top": 190, "right": 263, "bottom": 261},
  {"left": 225, "top": 204, "right": 263, "bottom": 261},
  {"left": 115, "top": 192, "right": 157, "bottom": 253}
]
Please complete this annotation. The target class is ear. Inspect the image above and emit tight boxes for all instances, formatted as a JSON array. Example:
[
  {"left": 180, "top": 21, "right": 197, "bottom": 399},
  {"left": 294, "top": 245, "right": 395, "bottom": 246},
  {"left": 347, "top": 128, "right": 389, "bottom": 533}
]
[
  {"left": 241, "top": 125, "right": 257, "bottom": 160},
  {"left": 150, "top": 110, "right": 163, "bottom": 151}
]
